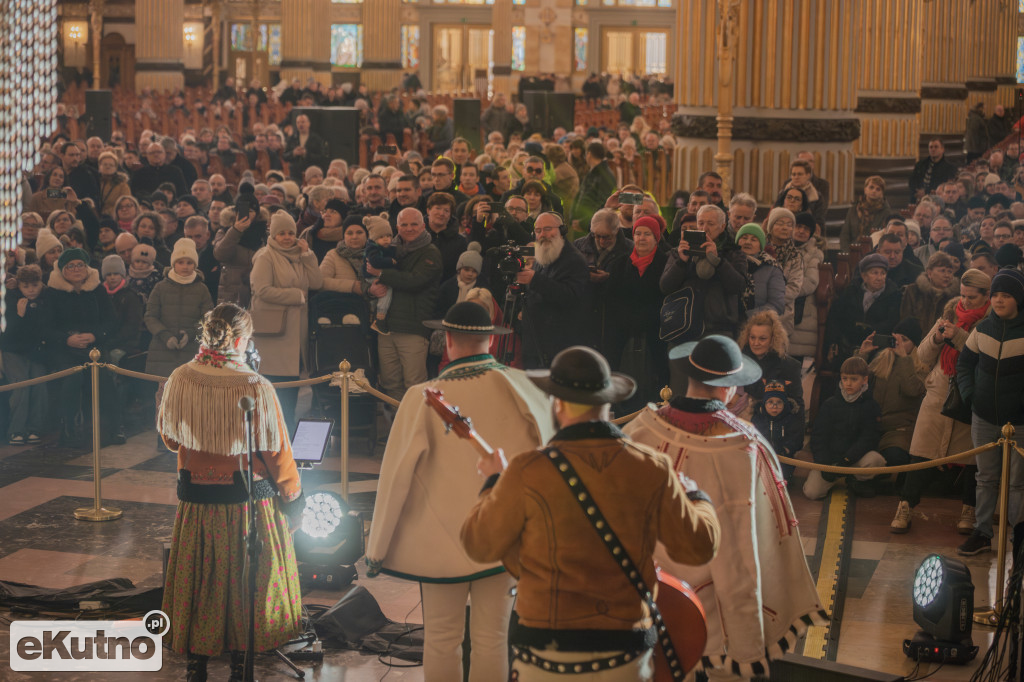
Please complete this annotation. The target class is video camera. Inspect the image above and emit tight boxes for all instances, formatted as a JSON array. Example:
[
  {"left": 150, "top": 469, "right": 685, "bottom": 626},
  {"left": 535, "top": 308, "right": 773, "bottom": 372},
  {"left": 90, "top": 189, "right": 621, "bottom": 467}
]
[{"left": 487, "top": 241, "right": 535, "bottom": 281}]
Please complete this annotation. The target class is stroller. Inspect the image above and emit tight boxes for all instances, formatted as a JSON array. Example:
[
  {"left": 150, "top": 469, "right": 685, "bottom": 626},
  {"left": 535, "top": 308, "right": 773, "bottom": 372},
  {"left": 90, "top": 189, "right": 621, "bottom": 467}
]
[{"left": 307, "top": 292, "right": 379, "bottom": 454}]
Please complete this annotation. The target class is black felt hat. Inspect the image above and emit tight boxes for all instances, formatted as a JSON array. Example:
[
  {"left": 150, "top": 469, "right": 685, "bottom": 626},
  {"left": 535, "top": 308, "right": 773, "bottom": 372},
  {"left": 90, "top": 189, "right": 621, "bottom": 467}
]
[
  {"left": 423, "top": 301, "right": 512, "bottom": 336},
  {"left": 668, "top": 335, "right": 762, "bottom": 387},
  {"left": 526, "top": 346, "right": 636, "bottom": 405}
]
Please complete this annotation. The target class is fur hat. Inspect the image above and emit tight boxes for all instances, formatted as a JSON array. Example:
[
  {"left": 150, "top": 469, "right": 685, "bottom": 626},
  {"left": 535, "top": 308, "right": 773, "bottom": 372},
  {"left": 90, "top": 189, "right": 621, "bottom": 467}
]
[
  {"left": 102, "top": 254, "right": 126, "bottom": 278},
  {"left": 363, "top": 213, "right": 392, "bottom": 242},
  {"left": 269, "top": 210, "right": 297, "bottom": 238},
  {"left": 170, "top": 237, "right": 198, "bottom": 265},
  {"left": 456, "top": 242, "right": 483, "bottom": 273},
  {"left": 34, "top": 228, "right": 62, "bottom": 257}
]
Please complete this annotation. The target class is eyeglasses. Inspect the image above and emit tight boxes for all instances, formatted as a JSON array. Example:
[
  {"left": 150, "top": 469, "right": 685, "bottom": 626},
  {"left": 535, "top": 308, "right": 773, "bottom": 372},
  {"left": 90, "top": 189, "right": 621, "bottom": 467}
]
[
  {"left": 593, "top": 233, "right": 616, "bottom": 242},
  {"left": 526, "top": 166, "right": 544, "bottom": 174},
  {"left": 431, "top": 171, "right": 452, "bottom": 178},
  {"left": 506, "top": 205, "right": 527, "bottom": 215},
  {"left": 63, "top": 262, "right": 86, "bottom": 270}
]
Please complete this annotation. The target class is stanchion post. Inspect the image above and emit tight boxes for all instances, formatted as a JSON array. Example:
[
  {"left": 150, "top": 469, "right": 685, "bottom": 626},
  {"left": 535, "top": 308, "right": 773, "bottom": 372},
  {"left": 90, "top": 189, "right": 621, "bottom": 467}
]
[
  {"left": 338, "top": 360, "right": 350, "bottom": 501},
  {"left": 975, "top": 424, "right": 1014, "bottom": 626},
  {"left": 660, "top": 386, "right": 672, "bottom": 404},
  {"left": 74, "top": 349, "right": 122, "bottom": 522}
]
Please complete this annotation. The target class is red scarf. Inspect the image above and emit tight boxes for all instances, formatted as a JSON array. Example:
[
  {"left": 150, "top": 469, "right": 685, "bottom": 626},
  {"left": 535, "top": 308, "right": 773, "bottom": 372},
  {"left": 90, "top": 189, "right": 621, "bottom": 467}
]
[
  {"left": 630, "top": 248, "right": 656, "bottom": 277},
  {"left": 940, "top": 299, "right": 990, "bottom": 375}
]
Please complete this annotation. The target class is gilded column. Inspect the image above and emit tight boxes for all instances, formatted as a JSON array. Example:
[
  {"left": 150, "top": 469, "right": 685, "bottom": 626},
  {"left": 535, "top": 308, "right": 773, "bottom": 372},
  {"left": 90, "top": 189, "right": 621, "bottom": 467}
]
[
  {"left": 672, "top": 0, "right": 859, "bottom": 206},
  {"left": 994, "top": 0, "right": 1018, "bottom": 107},
  {"left": 90, "top": 0, "right": 103, "bottom": 89},
  {"left": 919, "top": 0, "right": 968, "bottom": 142},
  {"left": 279, "top": 0, "right": 331, "bottom": 87},
  {"left": 964, "top": 0, "right": 998, "bottom": 114},
  {"left": 492, "top": 0, "right": 513, "bottom": 97},
  {"left": 135, "top": 0, "right": 185, "bottom": 92},
  {"left": 362, "top": 0, "right": 402, "bottom": 92},
  {"left": 852, "top": 0, "right": 921, "bottom": 164}
]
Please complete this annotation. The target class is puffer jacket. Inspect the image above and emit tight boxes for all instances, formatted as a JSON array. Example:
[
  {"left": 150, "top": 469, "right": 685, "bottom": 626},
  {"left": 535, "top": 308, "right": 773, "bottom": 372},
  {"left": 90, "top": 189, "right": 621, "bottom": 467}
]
[
  {"left": 144, "top": 269, "right": 213, "bottom": 377},
  {"left": 789, "top": 235, "right": 825, "bottom": 355},
  {"left": 810, "top": 386, "right": 881, "bottom": 481},
  {"left": 958, "top": 308, "right": 1024, "bottom": 425},
  {"left": 212, "top": 207, "right": 268, "bottom": 307}
]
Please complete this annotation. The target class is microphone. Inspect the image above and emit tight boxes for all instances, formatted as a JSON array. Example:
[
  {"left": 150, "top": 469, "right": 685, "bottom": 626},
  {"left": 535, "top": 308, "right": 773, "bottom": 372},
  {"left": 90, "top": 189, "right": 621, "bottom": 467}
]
[{"left": 238, "top": 396, "right": 255, "bottom": 413}]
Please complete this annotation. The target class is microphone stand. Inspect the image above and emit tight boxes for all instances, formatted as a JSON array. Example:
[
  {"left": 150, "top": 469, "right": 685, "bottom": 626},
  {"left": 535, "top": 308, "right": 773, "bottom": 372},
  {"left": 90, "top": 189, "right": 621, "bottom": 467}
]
[{"left": 239, "top": 396, "right": 259, "bottom": 682}]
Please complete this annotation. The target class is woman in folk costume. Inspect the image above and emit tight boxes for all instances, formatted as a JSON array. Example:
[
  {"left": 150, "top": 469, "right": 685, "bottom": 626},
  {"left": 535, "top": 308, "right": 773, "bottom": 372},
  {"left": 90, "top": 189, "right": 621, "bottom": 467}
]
[
  {"left": 158, "top": 303, "right": 304, "bottom": 682},
  {"left": 623, "top": 336, "right": 827, "bottom": 681}
]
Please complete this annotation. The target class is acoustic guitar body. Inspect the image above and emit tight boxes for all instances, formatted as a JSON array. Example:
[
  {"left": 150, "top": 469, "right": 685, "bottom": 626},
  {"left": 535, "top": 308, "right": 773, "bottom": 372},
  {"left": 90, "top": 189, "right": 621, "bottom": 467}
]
[{"left": 653, "top": 567, "right": 707, "bottom": 681}]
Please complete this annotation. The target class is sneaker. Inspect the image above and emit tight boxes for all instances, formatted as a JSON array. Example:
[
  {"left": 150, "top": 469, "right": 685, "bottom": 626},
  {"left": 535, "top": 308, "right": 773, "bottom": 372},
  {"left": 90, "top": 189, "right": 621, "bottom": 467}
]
[
  {"left": 25, "top": 434, "right": 40, "bottom": 445},
  {"left": 890, "top": 500, "right": 912, "bottom": 534},
  {"left": 956, "top": 532, "right": 992, "bottom": 556},
  {"left": 958, "top": 505, "right": 976, "bottom": 536},
  {"left": 8, "top": 434, "right": 24, "bottom": 446}
]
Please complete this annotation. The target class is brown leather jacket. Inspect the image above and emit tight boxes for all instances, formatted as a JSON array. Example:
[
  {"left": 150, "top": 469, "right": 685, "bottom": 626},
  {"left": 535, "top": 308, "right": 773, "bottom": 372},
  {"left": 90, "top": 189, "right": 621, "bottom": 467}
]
[{"left": 461, "top": 421, "right": 720, "bottom": 635}]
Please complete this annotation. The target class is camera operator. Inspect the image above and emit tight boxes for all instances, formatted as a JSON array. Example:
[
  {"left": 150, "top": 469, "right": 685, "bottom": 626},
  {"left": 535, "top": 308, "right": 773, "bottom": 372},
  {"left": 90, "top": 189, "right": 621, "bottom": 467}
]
[
  {"left": 575, "top": 207, "right": 633, "bottom": 357},
  {"left": 466, "top": 195, "right": 532, "bottom": 299},
  {"left": 516, "top": 212, "right": 590, "bottom": 369}
]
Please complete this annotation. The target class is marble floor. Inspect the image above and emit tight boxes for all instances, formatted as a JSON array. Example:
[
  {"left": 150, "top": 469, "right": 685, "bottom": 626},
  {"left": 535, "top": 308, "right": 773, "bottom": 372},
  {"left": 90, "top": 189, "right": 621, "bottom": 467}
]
[{"left": 0, "top": 414, "right": 1013, "bottom": 681}]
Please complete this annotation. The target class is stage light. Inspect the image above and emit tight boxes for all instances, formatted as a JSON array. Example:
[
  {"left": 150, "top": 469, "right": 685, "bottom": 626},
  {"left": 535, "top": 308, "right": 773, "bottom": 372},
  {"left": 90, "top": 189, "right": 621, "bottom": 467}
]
[
  {"left": 293, "top": 491, "right": 364, "bottom": 571},
  {"left": 903, "top": 554, "right": 978, "bottom": 664}
]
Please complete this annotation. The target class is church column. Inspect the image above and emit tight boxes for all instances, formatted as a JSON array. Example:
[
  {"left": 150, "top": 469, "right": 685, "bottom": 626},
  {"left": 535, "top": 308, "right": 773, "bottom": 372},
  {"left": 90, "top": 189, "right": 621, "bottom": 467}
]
[
  {"left": 993, "top": 0, "right": 1018, "bottom": 108},
  {"left": 362, "top": 0, "right": 402, "bottom": 92},
  {"left": 964, "top": 0, "right": 998, "bottom": 114},
  {"left": 279, "top": 0, "right": 331, "bottom": 88},
  {"left": 672, "top": 0, "right": 859, "bottom": 206},
  {"left": 134, "top": 0, "right": 184, "bottom": 92},
  {"left": 852, "top": 0, "right": 921, "bottom": 164},
  {"left": 491, "top": 0, "right": 513, "bottom": 97},
  {"left": 919, "top": 0, "right": 968, "bottom": 148}
]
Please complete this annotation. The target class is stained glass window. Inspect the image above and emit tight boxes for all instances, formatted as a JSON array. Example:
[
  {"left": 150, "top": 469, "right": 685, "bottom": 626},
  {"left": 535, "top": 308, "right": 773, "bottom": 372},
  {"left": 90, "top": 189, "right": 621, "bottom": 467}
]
[
  {"left": 644, "top": 32, "right": 666, "bottom": 74},
  {"left": 401, "top": 25, "right": 420, "bottom": 69},
  {"left": 331, "top": 24, "right": 363, "bottom": 68},
  {"left": 574, "top": 28, "right": 588, "bottom": 72},
  {"left": 266, "top": 24, "right": 281, "bottom": 66},
  {"left": 230, "top": 24, "right": 252, "bottom": 51},
  {"left": 1018, "top": 37, "right": 1024, "bottom": 83},
  {"left": 511, "top": 26, "right": 526, "bottom": 72},
  {"left": 1020, "top": 0, "right": 1023, "bottom": 11}
]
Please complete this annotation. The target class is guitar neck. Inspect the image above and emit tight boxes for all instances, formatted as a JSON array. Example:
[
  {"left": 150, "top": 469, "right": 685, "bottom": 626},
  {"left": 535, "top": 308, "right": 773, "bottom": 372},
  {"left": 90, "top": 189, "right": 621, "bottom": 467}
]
[{"left": 464, "top": 429, "right": 495, "bottom": 458}]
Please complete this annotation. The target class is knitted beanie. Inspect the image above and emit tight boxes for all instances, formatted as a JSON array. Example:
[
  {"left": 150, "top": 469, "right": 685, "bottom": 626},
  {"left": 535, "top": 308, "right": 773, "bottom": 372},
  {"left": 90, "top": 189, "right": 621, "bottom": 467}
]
[
  {"left": 991, "top": 268, "right": 1024, "bottom": 307},
  {"left": 57, "top": 248, "right": 90, "bottom": 271},
  {"left": 632, "top": 215, "right": 663, "bottom": 242},
  {"left": 996, "top": 243, "right": 1022, "bottom": 268},
  {"left": 170, "top": 237, "right": 198, "bottom": 265},
  {"left": 269, "top": 210, "right": 296, "bottom": 238},
  {"left": 766, "top": 207, "right": 796, "bottom": 236},
  {"left": 35, "top": 228, "right": 62, "bottom": 257},
  {"left": 363, "top": 213, "right": 392, "bottom": 243},
  {"left": 102, "top": 253, "right": 126, "bottom": 278},
  {"left": 893, "top": 318, "right": 923, "bottom": 347},
  {"left": 762, "top": 380, "right": 788, "bottom": 404},
  {"left": 324, "top": 198, "right": 347, "bottom": 216},
  {"left": 132, "top": 243, "right": 157, "bottom": 265},
  {"left": 457, "top": 242, "right": 483, "bottom": 273},
  {"left": 735, "top": 222, "right": 766, "bottom": 250}
]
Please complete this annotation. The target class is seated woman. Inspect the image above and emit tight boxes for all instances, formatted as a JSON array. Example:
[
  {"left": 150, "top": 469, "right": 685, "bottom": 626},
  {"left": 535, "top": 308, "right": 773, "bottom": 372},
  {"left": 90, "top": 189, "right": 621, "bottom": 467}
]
[
  {"left": 852, "top": 319, "right": 928, "bottom": 497},
  {"left": 764, "top": 208, "right": 804, "bottom": 330},
  {"left": 789, "top": 212, "right": 826, "bottom": 359},
  {"left": 774, "top": 185, "right": 808, "bottom": 216},
  {"left": 891, "top": 269, "right": 990, "bottom": 534},
  {"left": 736, "top": 310, "right": 805, "bottom": 430},
  {"left": 736, "top": 223, "right": 785, "bottom": 316},
  {"left": 839, "top": 176, "right": 891, "bottom": 250},
  {"left": 900, "top": 252, "right": 959, "bottom": 337}
]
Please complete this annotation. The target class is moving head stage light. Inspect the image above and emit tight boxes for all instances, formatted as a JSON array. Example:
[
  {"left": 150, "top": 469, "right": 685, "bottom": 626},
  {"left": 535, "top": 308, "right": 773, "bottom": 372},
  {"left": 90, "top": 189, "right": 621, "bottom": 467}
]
[{"left": 903, "top": 554, "right": 979, "bottom": 664}]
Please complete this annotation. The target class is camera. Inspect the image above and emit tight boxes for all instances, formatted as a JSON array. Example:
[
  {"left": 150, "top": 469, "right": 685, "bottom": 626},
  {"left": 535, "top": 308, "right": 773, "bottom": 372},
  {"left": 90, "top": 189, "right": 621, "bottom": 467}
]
[
  {"left": 46, "top": 188, "right": 65, "bottom": 199},
  {"left": 619, "top": 192, "right": 644, "bottom": 206},
  {"left": 487, "top": 241, "right": 535, "bottom": 281},
  {"left": 683, "top": 229, "right": 707, "bottom": 255},
  {"left": 873, "top": 333, "right": 895, "bottom": 348},
  {"left": 377, "top": 144, "right": 399, "bottom": 155},
  {"left": 486, "top": 202, "right": 506, "bottom": 215}
]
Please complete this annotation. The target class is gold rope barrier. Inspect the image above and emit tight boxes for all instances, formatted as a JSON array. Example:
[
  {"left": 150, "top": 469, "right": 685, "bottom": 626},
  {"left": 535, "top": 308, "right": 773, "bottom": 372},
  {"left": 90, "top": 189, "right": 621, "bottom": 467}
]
[
  {"left": 75, "top": 351, "right": 121, "bottom": 522},
  {"left": 350, "top": 375, "right": 401, "bottom": 407},
  {"left": 101, "top": 363, "right": 334, "bottom": 388},
  {"left": 0, "top": 364, "right": 85, "bottom": 392},
  {"left": 775, "top": 443, "right": 998, "bottom": 476}
]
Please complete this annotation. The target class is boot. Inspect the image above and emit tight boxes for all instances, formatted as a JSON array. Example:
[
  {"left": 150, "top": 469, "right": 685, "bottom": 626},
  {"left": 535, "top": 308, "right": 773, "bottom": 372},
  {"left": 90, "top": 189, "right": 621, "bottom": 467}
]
[
  {"left": 890, "top": 500, "right": 912, "bottom": 534},
  {"left": 958, "top": 505, "right": 976, "bottom": 535},
  {"left": 229, "top": 650, "right": 245, "bottom": 682},
  {"left": 186, "top": 653, "right": 208, "bottom": 682}
]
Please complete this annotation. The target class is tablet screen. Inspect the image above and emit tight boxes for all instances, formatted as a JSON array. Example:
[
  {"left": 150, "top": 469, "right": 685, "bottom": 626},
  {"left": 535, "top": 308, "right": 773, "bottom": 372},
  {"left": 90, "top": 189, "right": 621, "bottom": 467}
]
[{"left": 291, "top": 419, "right": 333, "bottom": 462}]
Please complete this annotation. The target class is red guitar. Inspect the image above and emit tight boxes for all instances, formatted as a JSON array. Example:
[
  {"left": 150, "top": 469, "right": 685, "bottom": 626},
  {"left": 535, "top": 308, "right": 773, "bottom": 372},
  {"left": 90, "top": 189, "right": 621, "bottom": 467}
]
[{"left": 424, "top": 387, "right": 708, "bottom": 680}]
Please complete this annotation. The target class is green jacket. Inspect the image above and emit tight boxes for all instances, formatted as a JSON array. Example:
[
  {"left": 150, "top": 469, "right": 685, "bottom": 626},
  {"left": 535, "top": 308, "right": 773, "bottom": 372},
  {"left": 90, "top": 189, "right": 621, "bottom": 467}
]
[{"left": 379, "top": 242, "right": 443, "bottom": 337}]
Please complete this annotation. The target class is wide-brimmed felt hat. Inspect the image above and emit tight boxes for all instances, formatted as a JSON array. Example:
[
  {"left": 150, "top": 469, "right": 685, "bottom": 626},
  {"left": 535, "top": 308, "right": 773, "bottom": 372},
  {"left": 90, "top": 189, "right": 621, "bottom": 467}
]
[
  {"left": 423, "top": 301, "right": 512, "bottom": 336},
  {"left": 526, "top": 346, "right": 636, "bottom": 405},
  {"left": 668, "top": 335, "right": 762, "bottom": 387}
]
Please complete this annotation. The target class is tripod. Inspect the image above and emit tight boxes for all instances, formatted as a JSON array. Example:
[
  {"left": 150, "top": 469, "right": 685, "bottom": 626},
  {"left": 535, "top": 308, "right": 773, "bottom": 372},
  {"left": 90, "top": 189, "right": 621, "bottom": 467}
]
[{"left": 497, "top": 281, "right": 526, "bottom": 366}]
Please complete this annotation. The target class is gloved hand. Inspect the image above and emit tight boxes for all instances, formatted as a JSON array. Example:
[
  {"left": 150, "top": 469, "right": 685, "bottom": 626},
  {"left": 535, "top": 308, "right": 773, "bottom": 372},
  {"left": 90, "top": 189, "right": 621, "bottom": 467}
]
[
  {"left": 108, "top": 348, "right": 126, "bottom": 365},
  {"left": 178, "top": 332, "right": 189, "bottom": 348},
  {"left": 165, "top": 336, "right": 180, "bottom": 350}
]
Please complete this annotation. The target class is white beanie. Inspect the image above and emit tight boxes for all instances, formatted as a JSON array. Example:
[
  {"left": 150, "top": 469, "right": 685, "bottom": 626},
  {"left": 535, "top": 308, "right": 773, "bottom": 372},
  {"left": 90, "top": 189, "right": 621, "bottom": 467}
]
[
  {"left": 170, "top": 237, "right": 198, "bottom": 265},
  {"left": 35, "top": 228, "right": 62, "bottom": 257},
  {"left": 270, "top": 210, "right": 296, "bottom": 238},
  {"left": 363, "top": 213, "right": 392, "bottom": 243}
]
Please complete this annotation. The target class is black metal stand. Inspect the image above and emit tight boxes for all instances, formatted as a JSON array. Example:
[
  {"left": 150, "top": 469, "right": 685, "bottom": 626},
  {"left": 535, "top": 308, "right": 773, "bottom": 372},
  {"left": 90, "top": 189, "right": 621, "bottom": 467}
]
[
  {"left": 497, "top": 282, "right": 526, "bottom": 366},
  {"left": 240, "top": 397, "right": 260, "bottom": 682}
]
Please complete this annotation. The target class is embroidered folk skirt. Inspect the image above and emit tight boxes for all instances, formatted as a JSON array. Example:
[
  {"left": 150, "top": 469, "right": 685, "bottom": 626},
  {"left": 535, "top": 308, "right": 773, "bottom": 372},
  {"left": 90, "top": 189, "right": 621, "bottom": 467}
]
[{"left": 162, "top": 498, "right": 302, "bottom": 656}]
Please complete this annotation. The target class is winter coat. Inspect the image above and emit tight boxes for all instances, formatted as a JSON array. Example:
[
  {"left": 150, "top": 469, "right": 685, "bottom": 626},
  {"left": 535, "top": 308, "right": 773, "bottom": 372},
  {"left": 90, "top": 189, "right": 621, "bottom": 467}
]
[
  {"left": 0, "top": 289, "right": 47, "bottom": 360},
  {"left": 551, "top": 162, "right": 580, "bottom": 210},
  {"left": 249, "top": 245, "right": 323, "bottom": 377},
  {"left": 319, "top": 247, "right": 367, "bottom": 296},
  {"left": 810, "top": 387, "right": 882, "bottom": 481},
  {"left": 789, "top": 236, "right": 825, "bottom": 356},
  {"left": 660, "top": 245, "right": 748, "bottom": 339},
  {"left": 104, "top": 285, "right": 144, "bottom": 356},
  {"left": 899, "top": 273, "right": 958, "bottom": 340},
  {"left": 43, "top": 267, "right": 116, "bottom": 368},
  {"left": 910, "top": 312, "right": 976, "bottom": 460},
  {"left": 428, "top": 222, "right": 468, "bottom": 283},
  {"left": 570, "top": 161, "right": 617, "bottom": 231},
  {"left": 839, "top": 199, "right": 892, "bottom": 251},
  {"left": 212, "top": 219, "right": 265, "bottom": 308},
  {"left": 521, "top": 241, "right": 591, "bottom": 367},
  {"left": 769, "top": 241, "right": 804, "bottom": 325},
  {"left": 97, "top": 172, "right": 131, "bottom": 218},
  {"left": 377, "top": 239, "right": 443, "bottom": 338},
  {"left": 909, "top": 156, "right": 958, "bottom": 197},
  {"left": 745, "top": 255, "right": 786, "bottom": 316},
  {"left": 868, "top": 352, "right": 927, "bottom": 452},
  {"left": 144, "top": 270, "right": 213, "bottom": 377},
  {"left": 130, "top": 163, "right": 187, "bottom": 199},
  {"left": 958, "top": 308, "right": 1024, "bottom": 426},
  {"left": 744, "top": 350, "right": 804, "bottom": 411},
  {"left": 965, "top": 108, "right": 990, "bottom": 155},
  {"left": 887, "top": 258, "right": 924, "bottom": 289},
  {"left": 824, "top": 279, "right": 902, "bottom": 360},
  {"left": 752, "top": 399, "right": 804, "bottom": 458}
]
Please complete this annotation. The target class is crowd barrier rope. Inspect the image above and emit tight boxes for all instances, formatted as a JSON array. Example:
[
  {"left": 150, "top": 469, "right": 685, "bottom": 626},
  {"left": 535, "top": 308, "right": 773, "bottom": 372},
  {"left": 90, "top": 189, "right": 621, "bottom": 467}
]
[{"left": 3, "top": 354, "right": 1019, "bottom": 620}]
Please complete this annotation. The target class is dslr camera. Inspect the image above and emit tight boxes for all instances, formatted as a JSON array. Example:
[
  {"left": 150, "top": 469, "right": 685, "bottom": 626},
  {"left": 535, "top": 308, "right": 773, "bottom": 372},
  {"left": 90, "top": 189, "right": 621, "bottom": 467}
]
[{"left": 487, "top": 241, "right": 535, "bottom": 281}]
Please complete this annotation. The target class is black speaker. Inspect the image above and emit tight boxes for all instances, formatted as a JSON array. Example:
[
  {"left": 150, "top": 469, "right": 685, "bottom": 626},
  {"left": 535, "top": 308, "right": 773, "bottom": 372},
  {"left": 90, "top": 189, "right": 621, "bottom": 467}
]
[
  {"left": 522, "top": 92, "right": 575, "bottom": 137},
  {"left": 453, "top": 98, "right": 482, "bottom": 150},
  {"left": 292, "top": 106, "right": 361, "bottom": 166},
  {"left": 85, "top": 89, "right": 113, "bottom": 141}
]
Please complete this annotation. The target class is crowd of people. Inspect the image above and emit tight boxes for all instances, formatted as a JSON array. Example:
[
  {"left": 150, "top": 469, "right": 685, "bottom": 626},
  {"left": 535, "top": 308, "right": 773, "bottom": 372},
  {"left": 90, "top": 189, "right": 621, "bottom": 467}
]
[{"left": 7, "top": 81, "right": 1024, "bottom": 561}]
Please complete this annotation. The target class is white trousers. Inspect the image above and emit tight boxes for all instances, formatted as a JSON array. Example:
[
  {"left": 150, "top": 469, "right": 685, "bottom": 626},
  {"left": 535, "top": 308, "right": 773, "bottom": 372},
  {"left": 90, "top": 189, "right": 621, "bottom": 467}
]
[
  {"left": 802, "top": 450, "right": 887, "bottom": 500},
  {"left": 420, "top": 572, "right": 516, "bottom": 682}
]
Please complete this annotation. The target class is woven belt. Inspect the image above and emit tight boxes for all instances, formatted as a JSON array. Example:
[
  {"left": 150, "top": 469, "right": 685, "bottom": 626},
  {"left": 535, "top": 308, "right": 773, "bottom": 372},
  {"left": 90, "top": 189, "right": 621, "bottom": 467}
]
[{"left": 511, "top": 645, "right": 647, "bottom": 674}]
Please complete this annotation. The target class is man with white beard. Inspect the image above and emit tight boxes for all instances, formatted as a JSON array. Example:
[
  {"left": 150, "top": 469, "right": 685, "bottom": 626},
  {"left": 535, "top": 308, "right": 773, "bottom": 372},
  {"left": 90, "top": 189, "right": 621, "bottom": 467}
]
[{"left": 515, "top": 212, "right": 590, "bottom": 368}]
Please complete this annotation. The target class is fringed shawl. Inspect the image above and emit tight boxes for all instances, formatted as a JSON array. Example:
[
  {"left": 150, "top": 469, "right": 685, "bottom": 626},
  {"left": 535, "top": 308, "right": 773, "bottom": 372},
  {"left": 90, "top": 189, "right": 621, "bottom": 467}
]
[{"left": 158, "top": 361, "right": 283, "bottom": 456}]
